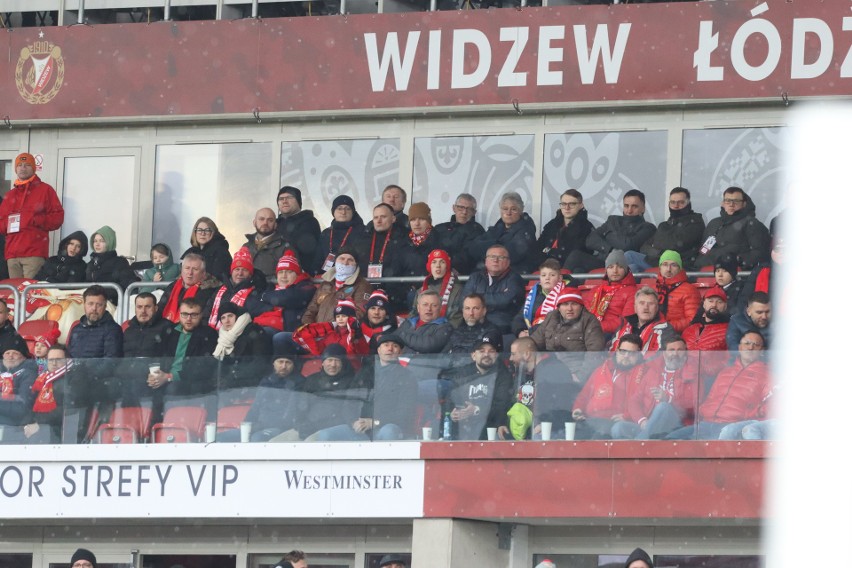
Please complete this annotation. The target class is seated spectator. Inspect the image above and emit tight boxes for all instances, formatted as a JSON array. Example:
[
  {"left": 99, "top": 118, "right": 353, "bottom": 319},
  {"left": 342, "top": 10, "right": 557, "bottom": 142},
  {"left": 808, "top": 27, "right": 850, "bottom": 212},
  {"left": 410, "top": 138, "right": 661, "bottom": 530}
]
[
  {"left": 302, "top": 247, "right": 372, "bottom": 324},
  {"left": 571, "top": 334, "right": 645, "bottom": 439},
  {"left": 364, "top": 203, "right": 407, "bottom": 309},
  {"left": 359, "top": 290, "right": 397, "bottom": 350},
  {"left": 256, "top": 250, "right": 316, "bottom": 333},
  {"left": 85, "top": 226, "right": 139, "bottom": 303},
  {"left": 140, "top": 243, "right": 181, "bottom": 292},
  {"left": 612, "top": 335, "right": 698, "bottom": 439},
  {"left": 727, "top": 291, "right": 772, "bottom": 349},
  {"left": 696, "top": 186, "right": 770, "bottom": 269},
  {"left": 296, "top": 344, "right": 365, "bottom": 441},
  {"left": 535, "top": 189, "right": 594, "bottom": 268},
  {"left": 397, "top": 289, "right": 453, "bottom": 354},
  {"left": 587, "top": 250, "right": 637, "bottom": 335},
  {"left": 313, "top": 196, "right": 367, "bottom": 275},
  {"left": 213, "top": 302, "right": 273, "bottom": 391},
  {"left": 218, "top": 343, "right": 304, "bottom": 443},
  {"left": 294, "top": 299, "right": 369, "bottom": 357},
  {"left": 432, "top": 193, "right": 485, "bottom": 274},
  {"left": 713, "top": 254, "right": 744, "bottom": 310},
  {"left": 0, "top": 335, "right": 38, "bottom": 444},
  {"left": 206, "top": 246, "right": 268, "bottom": 329},
  {"left": 366, "top": 184, "right": 409, "bottom": 231},
  {"left": 461, "top": 245, "right": 526, "bottom": 335},
  {"left": 609, "top": 286, "right": 672, "bottom": 354},
  {"left": 632, "top": 187, "right": 705, "bottom": 271},
  {"left": 469, "top": 192, "right": 538, "bottom": 273},
  {"left": 35, "top": 230, "right": 88, "bottom": 283},
  {"left": 655, "top": 250, "right": 701, "bottom": 333},
  {"left": 440, "top": 331, "right": 513, "bottom": 441},
  {"left": 313, "top": 334, "right": 416, "bottom": 441},
  {"left": 23, "top": 343, "right": 71, "bottom": 444},
  {"left": 737, "top": 235, "right": 783, "bottom": 312},
  {"left": 443, "top": 293, "right": 501, "bottom": 357},
  {"left": 513, "top": 258, "right": 574, "bottom": 337},
  {"left": 416, "top": 249, "right": 462, "bottom": 327},
  {"left": 275, "top": 186, "right": 321, "bottom": 270},
  {"left": 397, "top": 204, "right": 443, "bottom": 298},
  {"left": 681, "top": 285, "right": 730, "bottom": 382},
  {"left": 121, "top": 292, "right": 172, "bottom": 408},
  {"left": 242, "top": 207, "right": 288, "bottom": 279},
  {"left": 148, "top": 298, "right": 218, "bottom": 397},
  {"left": 158, "top": 253, "right": 222, "bottom": 324},
  {"left": 0, "top": 299, "right": 23, "bottom": 356},
  {"left": 182, "top": 217, "right": 232, "bottom": 284},
  {"left": 567, "top": 189, "right": 655, "bottom": 273},
  {"left": 667, "top": 331, "right": 770, "bottom": 440}
]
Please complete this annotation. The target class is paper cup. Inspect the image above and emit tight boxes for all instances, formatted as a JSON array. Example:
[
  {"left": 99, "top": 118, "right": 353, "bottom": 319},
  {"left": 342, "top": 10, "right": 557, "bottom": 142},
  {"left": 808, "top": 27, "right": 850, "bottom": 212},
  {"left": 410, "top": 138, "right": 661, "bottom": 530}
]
[
  {"left": 564, "top": 422, "right": 576, "bottom": 441},
  {"left": 205, "top": 422, "right": 216, "bottom": 443},
  {"left": 486, "top": 427, "right": 497, "bottom": 441},
  {"left": 540, "top": 421, "right": 552, "bottom": 440},
  {"left": 240, "top": 422, "right": 252, "bottom": 443},
  {"left": 422, "top": 427, "right": 432, "bottom": 441},
  {"left": 149, "top": 363, "right": 160, "bottom": 374}
]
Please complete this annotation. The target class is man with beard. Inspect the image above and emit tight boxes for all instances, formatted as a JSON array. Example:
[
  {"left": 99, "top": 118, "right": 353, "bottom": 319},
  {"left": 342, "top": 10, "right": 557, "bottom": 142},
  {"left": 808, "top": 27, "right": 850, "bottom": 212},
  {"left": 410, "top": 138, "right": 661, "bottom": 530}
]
[
  {"left": 275, "top": 186, "right": 321, "bottom": 269},
  {"left": 629, "top": 187, "right": 705, "bottom": 271},
  {"left": 655, "top": 250, "right": 701, "bottom": 333},
  {"left": 359, "top": 290, "right": 397, "bottom": 351},
  {"left": 610, "top": 287, "right": 673, "bottom": 354},
  {"left": 441, "top": 331, "right": 514, "bottom": 441},
  {"left": 121, "top": 292, "right": 172, "bottom": 405},
  {"left": 443, "top": 293, "right": 500, "bottom": 358},
  {"left": 205, "top": 247, "right": 267, "bottom": 328},
  {"left": 612, "top": 335, "right": 698, "bottom": 439},
  {"left": 571, "top": 334, "right": 645, "bottom": 439},
  {"left": 727, "top": 291, "right": 772, "bottom": 349},
  {"left": 242, "top": 207, "right": 289, "bottom": 278},
  {"left": 681, "top": 285, "right": 730, "bottom": 383}
]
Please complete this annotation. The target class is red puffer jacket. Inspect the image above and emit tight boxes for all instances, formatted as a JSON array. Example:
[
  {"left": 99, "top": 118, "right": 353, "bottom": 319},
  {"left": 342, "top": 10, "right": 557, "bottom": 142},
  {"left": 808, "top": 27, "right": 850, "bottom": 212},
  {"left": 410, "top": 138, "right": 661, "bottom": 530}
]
[
  {"left": 699, "top": 359, "right": 770, "bottom": 422},
  {"left": 587, "top": 272, "right": 637, "bottom": 334},
  {"left": 626, "top": 355, "right": 698, "bottom": 425},
  {"left": 0, "top": 176, "right": 64, "bottom": 259},
  {"left": 681, "top": 319, "right": 729, "bottom": 380},
  {"left": 573, "top": 358, "right": 643, "bottom": 419},
  {"left": 656, "top": 271, "right": 701, "bottom": 332}
]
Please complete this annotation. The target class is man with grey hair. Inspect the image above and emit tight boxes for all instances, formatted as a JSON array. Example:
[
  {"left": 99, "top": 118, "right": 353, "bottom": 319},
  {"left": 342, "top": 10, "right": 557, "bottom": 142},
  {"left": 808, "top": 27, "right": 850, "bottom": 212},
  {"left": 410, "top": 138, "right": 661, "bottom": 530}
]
[
  {"left": 434, "top": 193, "right": 485, "bottom": 274},
  {"left": 469, "top": 191, "right": 537, "bottom": 273},
  {"left": 396, "top": 289, "right": 453, "bottom": 354},
  {"left": 609, "top": 286, "right": 673, "bottom": 354},
  {"left": 157, "top": 252, "right": 221, "bottom": 323}
]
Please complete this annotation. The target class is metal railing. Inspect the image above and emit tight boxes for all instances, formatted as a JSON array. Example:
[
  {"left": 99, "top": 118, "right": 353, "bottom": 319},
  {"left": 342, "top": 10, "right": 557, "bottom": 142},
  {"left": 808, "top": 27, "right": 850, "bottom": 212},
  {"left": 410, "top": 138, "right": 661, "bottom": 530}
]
[
  {"left": 0, "top": 284, "right": 22, "bottom": 324},
  {"left": 121, "top": 280, "right": 170, "bottom": 322}
]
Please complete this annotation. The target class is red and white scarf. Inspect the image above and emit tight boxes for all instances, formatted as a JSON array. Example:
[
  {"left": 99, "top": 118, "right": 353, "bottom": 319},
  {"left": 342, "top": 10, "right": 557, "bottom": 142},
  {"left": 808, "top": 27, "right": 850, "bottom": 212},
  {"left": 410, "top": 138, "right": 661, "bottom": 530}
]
[{"left": 207, "top": 286, "right": 253, "bottom": 329}]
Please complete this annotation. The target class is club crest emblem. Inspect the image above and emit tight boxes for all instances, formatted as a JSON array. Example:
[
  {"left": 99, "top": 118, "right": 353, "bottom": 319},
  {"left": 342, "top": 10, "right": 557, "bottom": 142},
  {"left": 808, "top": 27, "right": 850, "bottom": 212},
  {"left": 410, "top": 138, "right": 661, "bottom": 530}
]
[{"left": 16, "top": 40, "right": 65, "bottom": 105}]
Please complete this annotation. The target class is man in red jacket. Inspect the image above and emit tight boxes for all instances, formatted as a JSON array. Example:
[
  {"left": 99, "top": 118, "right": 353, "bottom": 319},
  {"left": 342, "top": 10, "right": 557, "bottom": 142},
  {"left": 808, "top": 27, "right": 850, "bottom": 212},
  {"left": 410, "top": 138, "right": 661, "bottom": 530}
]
[
  {"left": 0, "top": 153, "right": 65, "bottom": 278},
  {"left": 666, "top": 330, "right": 770, "bottom": 440},
  {"left": 655, "top": 250, "right": 701, "bottom": 332},
  {"left": 681, "top": 285, "right": 730, "bottom": 381}
]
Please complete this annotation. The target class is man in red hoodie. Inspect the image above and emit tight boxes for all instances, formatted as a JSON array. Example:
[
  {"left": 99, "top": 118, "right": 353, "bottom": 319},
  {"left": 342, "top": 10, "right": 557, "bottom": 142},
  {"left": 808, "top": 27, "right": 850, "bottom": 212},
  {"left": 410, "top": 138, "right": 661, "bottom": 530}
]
[{"left": 0, "top": 153, "right": 64, "bottom": 278}]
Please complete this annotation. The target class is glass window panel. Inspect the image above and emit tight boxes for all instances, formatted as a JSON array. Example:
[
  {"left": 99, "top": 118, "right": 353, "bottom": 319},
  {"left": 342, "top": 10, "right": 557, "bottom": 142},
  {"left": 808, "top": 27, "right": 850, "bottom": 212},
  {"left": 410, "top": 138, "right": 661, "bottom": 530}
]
[
  {"left": 281, "top": 139, "right": 401, "bottom": 229},
  {"left": 681, "top": 127, "right": 784, "bottom": 226},
  {"left": 252, "top": 553, "right": 354, "bottom": 568},
  {"left": 154, "top": 143, "right": 273, "bottom": 258},
  {"left": 0, "top": 554, "right": 32, "bottom": 568},
  {"left": 1, "top": 160, "right": 13, "bottom": 198},
  {"left": 542, "top": 132, "right": 668, "bottom": 227},
  {"left": 62, "top": 155, "right": 136, "bottom": 254},
  {"left": 142, "top": 554, "right": 236, "bottom": 568},
  {"left": 413, "top": 135, "right": 535, "bottom": 228}
]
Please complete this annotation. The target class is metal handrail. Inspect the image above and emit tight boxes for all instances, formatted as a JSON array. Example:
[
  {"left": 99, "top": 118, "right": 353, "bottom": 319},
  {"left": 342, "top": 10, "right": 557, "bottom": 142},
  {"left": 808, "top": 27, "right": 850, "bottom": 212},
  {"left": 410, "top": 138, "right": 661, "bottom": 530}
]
[
  {"left": 0, "top": 284, "right": 22, "bottom": 325},
  {"left": 122, "top": 280, "right": 170, "bottom": 322},
  {"left": 18, "top": 282, "right": 124, "bottom": 327}
]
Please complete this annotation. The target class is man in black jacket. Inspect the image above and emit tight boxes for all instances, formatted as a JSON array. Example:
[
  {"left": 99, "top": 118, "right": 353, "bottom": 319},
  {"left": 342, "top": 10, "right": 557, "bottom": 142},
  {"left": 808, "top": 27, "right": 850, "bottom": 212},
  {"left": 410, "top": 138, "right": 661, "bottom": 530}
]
[
  {"left": 461, "top": 245, "right": 526, "bottom": 335},
  {"left": 443, "top": 293, "right": 500, "bottom": 358},
  {"left": 275, "top": 186, "right": 321, "bottom": 269},
  {"left": 432, "top": 193, "right": 485, "bottom": 275},
  {"left": 633, "top": 187, "right": 705, "bottom": 271},
  {"left": 121, "top": 292, "right": 171, "bottom": 405},
  {"left": 0, "top": 299, "right": 25, "bottom": 356}
]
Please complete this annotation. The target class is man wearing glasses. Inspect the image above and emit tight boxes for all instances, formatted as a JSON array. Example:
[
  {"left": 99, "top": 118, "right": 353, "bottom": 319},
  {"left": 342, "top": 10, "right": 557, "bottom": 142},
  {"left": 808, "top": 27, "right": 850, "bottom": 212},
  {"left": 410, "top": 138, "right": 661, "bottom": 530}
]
[
  {"left": 70, "top": 548, "right": 97, "bottom": 568},
  {"left": 461, "top": 244, "right": 525, "bottom": 335},
  {"left": 433, "top": 193, "right": 485, "bottom": 274},
  {"left": 535, "top": 188, "right": 595, "bottom": 268},
  {"left": 696, "top": 186, "right": 770, "bottom": 269},
  {"left": 151, "top": 298, "right": 217, "bottom": 397}
]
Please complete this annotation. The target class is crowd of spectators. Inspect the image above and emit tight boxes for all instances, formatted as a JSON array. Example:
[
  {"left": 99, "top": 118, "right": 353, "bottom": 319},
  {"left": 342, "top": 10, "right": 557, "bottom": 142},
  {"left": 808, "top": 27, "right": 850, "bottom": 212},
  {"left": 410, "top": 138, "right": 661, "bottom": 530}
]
[{"left": 0, "top": 152, "right": 780, "bottom": 444}]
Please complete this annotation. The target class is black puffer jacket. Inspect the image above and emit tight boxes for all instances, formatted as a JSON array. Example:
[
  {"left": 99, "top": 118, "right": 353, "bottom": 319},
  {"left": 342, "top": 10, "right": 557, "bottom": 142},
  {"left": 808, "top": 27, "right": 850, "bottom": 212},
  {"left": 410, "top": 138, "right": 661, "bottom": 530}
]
[
  {"left": 697, "top": 191, "right": 770, "bottom": 269},
  {"left": 217, "top": 322, "right": 273, "bottom": 390},
  {"left": 276, "top": 209, "right": 321, "bottom": 269},
  {"left": 469, "top": 214, "right": 538, "bottom": 273},
  {"left": 36, "top": 230, "right": 88, "bottom": 283},
  {"left": 68, "top": 312, "right": 124, "bottom": 359},
  {"left": 461, "top": 269, "right": 526, "bottom": 334},
  {"left": 534, "top": 208, "right": 595, "bottom": 267},
  {"left": 586, "top": 214, "right": 656, "bottom": 258},
  {"left": 641, "top": 206, "right": 706, "bottom": 268},
  {"left": 159, "top": 324, "right": 218, "bottom": 396},
  {"left": 86, "top": 251, "right": 139, "bottom": 303},
  {"left": 182, "top": 232, "right": 233, "bottom": 284},
  {"left": 432, "top": 216, "right": 486, "bottom": 275},
  {"left": 312, "top": 217, "right": 368, "bottom": 275}
]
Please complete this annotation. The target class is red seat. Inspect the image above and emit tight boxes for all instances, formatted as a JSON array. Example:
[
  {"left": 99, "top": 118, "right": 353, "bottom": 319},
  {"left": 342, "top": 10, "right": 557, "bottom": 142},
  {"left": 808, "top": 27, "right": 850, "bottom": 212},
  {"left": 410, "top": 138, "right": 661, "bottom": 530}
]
[
  {"left": 95, "top": 407, "right": 152, "bottom": 444},
  {"left": 301, "top": 358, "right": 323, "bottom": 377},
  {"left": 579, "top": 279, "right": 604, "bottom": 290},
  {"left": 695, "top": 276, "right": 716, "bottom": 289},
  {"left": 699, "top": 265, "right": 715, "bottom": 272},
  {"left": 638, "top": 277, "right": 657, "bottom": 288},
  {"left": 217, "top": 404, "right": 252, "bottom": 432},
  {"left": 151, "top": 406, "right": 207, "bottom": 443}
]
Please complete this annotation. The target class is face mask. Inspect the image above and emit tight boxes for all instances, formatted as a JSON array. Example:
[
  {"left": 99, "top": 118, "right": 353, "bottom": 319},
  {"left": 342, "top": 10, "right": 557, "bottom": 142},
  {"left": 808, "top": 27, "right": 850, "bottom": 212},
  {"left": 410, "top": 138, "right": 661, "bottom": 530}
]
[{"left": 335, "top": 262, "right": 357, "bottom": 280}]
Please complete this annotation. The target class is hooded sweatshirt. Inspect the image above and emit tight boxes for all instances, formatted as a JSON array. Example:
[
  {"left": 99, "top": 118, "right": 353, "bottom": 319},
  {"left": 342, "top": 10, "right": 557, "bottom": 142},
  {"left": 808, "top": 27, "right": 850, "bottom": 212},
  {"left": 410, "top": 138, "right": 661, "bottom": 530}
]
[
  {"left": 35, "top": 230, "right": 89, "bottom": 283},
  {"left": 141, "top": 244, "right": 181, "bottom": 292},
  {"left": 86, "top": 225, "right": 139, "bottom": 301}
]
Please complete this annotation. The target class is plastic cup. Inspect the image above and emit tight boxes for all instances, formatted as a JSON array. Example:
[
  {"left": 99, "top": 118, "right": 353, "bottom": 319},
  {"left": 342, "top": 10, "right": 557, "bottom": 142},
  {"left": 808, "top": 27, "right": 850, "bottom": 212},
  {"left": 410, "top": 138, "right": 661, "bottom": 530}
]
[
  {"left": 149, "top": 363, "right": 160, "bottom": 374},
  {"left": 564, "top": 422, "right": 576, "bottom": 441},
  {"left": 240, "top": 422, "right": 252, "bottom": 443},
  {"left": 486, "top": 427, "right": 497, "bottom": 441},
  {"left": 422, "top": 427, "right": 432, "bottom": 441},
  {"left": 205, "top": 422, "right": 216, "bottom": 443},
  {"left": 540, "top": 422, "right": 552, "bottom": 440}
]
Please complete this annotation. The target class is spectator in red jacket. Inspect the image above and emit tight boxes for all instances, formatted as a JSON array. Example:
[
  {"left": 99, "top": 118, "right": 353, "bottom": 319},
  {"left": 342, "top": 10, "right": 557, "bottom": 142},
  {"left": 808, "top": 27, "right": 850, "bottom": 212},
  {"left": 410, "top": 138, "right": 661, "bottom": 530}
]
[
  {"left": 587, "top": 250, "right": 637, "bottom": 335},
  {"left": 681, "top": 285, "right": 730, "bottom": 383},
  {"left": 666, "top": 330, "right": 770, "bottom": 440},
  {"left": 655, "top": 250, "right": 701, "bottom": 333},
  {"left": 609, "top": 286, "right": 673, "bottom": 354},
  {"left": 613, "top": 334, "right": 698, "bottom": 439},
  {"left": 572, "top": 333, "right": 644, "bottom": 439},
  {"left": 0, "top": 153, "right": 65, "bottom": 278},
  {"left": 293, "top": 298, "right": 369, "bottom": 357}
]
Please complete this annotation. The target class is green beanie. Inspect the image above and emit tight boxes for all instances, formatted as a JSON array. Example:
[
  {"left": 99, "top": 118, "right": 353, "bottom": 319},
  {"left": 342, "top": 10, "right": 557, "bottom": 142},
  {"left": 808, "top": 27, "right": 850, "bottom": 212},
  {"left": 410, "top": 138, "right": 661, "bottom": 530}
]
[{"left": 659, "top": 250, "right": 682, "bottom": 268}]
